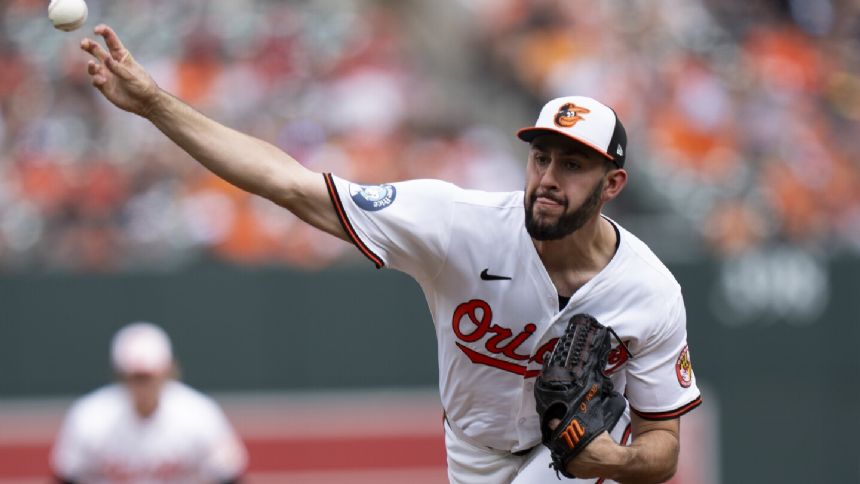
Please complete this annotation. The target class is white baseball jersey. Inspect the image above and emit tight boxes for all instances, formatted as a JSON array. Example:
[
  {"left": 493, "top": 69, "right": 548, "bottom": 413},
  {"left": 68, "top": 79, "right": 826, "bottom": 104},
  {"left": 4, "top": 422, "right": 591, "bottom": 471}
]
[
  {"left": 325, "top": 174, "right": 701, "bottom": 457},
  {"left": 51, "top": 381, "right": 247, "bottom": 484}
]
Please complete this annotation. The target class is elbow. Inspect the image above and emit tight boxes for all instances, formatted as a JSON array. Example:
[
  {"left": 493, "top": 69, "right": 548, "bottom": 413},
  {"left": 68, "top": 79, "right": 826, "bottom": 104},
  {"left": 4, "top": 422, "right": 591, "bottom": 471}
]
[
  {"left": 655, "top": 461, "right": 678, "bottom": 483},
  {"left": 257, "top": 174, "right": 295, "bottom": 209},
  {"left": 623, "top": 460, "right": 677, "bottom": 484},
  {"left": 254, "top": 162, "right": 288, "bottom": 204},
  {"left": 627, "top": 439, "right": 679, "bottom": 484},
  {"left": 259, "top": 161, "right": 310, "bottom": 209},
  {"left": 652, "top": 442, "right": 680, "bottom": 483}
]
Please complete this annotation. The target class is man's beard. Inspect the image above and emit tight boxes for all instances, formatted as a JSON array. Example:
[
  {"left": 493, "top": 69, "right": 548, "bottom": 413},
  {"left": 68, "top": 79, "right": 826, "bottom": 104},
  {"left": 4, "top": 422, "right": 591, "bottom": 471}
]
[{"left": 525, "top": 179, "right": 604, "bottom": 241}]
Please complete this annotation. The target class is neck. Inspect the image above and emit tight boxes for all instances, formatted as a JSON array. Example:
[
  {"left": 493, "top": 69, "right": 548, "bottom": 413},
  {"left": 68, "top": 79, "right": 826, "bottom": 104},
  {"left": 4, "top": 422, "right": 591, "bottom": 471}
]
[
  {"left": 532, "top": 215, "right": 617, "bottom": 293},
  {"left": 135, "top": 399, "right": 159, "bottom": 418}
]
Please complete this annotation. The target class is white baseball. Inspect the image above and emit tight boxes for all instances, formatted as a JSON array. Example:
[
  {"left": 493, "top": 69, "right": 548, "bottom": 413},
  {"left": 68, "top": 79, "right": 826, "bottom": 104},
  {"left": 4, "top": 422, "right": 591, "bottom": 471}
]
[{"left": 48, "top": 0, "right": 88, "bottom": 32}]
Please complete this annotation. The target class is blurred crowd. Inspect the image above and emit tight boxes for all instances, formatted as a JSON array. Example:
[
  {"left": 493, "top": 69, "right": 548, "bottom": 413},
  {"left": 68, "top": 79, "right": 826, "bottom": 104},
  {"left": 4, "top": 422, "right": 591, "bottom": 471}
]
[
  {"left": 0, "top": 0, "right": 858, "bottom": 272},
  {"left": 466, "top": 0, "right": 860, "bottom": 257}
]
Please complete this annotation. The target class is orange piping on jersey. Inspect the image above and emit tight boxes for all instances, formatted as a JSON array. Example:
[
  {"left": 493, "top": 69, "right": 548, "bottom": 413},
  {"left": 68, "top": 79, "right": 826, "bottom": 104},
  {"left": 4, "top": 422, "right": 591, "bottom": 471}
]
[
  {"left": 323, "top": 173, "right": 384, "bottom": 269},
  {"left": 631, "top": 395, "right": 702, "bottom": 421},
  {"left": 620, "top": 422, "right": 633, "bottom": 445}
]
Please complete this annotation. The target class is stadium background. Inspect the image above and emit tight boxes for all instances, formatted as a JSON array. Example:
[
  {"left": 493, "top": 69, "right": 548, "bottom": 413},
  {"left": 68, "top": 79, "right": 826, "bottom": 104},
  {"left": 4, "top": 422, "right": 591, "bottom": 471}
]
[{"left": 1, "top": 0, "right": 858, "bottom": 482}]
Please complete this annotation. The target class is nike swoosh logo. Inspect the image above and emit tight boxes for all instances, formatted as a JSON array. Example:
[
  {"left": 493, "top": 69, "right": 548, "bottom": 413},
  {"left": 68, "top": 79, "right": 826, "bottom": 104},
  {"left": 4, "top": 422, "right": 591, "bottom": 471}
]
[{"left": 480, "top": 268, "right": 512, "bottom": 281}]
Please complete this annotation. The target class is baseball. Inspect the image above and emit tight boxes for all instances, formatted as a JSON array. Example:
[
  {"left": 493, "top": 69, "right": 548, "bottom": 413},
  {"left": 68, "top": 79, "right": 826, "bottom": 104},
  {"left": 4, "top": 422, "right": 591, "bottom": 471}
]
[{"left": 48, "top": 0, "right": 88, "bottom": 32}]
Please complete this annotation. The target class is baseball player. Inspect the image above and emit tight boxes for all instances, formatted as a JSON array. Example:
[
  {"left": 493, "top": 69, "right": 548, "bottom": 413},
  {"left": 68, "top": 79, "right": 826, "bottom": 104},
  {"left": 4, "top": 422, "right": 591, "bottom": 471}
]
[
  {"left": 51, "top": 322, "right": 247, "bottom": 484},
  {"left": 79, "top": 25, "right": 701, "bottom": 483}
]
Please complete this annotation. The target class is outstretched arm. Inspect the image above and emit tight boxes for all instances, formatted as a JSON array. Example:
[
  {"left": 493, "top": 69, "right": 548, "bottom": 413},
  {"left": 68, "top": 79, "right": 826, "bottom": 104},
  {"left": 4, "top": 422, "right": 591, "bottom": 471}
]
[{"left": 80, "top": 24, "right": 347, "bottom": 241}]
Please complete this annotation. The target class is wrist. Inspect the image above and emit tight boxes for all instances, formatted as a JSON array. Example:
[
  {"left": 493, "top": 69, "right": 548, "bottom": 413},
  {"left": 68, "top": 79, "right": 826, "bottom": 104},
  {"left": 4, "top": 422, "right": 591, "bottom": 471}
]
[
  {"left": 601, "top": 442, "right": 633, "bottom": 478},
  {"left": 141, "top": 88, "right": 168, "bottom": 120},
  {"left": 564, "top": 435, "right": 630, "bottom": 480}
]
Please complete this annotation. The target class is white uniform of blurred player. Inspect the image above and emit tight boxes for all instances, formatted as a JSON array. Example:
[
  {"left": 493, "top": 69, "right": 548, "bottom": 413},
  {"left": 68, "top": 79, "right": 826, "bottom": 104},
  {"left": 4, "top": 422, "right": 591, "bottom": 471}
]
[
  {"left": 51, "top": 322, "right": 247, "bottom": 484},
  {"left": 80, "top": 26, "right": 701, "bottom": 483}
]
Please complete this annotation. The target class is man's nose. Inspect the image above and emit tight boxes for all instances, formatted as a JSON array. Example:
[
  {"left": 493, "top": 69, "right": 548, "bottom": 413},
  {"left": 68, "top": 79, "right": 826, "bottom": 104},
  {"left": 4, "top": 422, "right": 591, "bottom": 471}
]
[{"left": 539, "top": 160, "right": 561, "bottom": 189}]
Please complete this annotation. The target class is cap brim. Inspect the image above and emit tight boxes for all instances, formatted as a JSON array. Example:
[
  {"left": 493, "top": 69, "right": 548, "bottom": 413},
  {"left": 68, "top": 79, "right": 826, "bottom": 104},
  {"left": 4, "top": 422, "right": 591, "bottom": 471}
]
[
  {"left": 516, "top": 127, "right": 616, "bottom": 162},
  {"left": 115, "top": 361, "right": 172, "bottom": 376}
]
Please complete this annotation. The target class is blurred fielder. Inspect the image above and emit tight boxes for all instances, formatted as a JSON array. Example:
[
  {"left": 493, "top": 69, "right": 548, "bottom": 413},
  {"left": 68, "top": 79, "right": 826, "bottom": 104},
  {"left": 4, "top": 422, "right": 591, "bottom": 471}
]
[
  {"left": 51, "top": 322, "right": 247, "bottom": 484},
  {"left": 80, "top": 25, "right": 700, "bottom": 483}
]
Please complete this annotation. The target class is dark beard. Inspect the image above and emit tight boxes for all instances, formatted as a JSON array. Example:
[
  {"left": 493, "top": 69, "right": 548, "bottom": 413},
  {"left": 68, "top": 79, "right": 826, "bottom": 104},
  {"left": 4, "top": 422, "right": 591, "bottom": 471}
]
[{"left": 525, "top": 179, "right": 604, "bottom": 241}]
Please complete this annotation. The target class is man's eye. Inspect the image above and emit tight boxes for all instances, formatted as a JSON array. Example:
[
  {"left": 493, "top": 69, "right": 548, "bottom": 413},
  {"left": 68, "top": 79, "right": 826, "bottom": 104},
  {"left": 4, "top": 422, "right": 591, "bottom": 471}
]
[
  {"left": 564, "top": 160, "right": 579, "bottom": 170},
  {"left": 535, "top": 154, "right": 549, "bottom": 164}
]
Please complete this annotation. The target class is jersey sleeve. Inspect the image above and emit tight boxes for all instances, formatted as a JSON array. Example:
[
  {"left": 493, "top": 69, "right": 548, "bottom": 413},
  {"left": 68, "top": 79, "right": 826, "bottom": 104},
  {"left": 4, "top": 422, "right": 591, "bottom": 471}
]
[
  {"left": 624, "top": 294, "right": 702, "bottom": 420},
  {"left": 324, "top": 174, "right": 457, "bottom": 279},
  {"left": 197, "top": 401, "right": 248, "bottom": 481},
  {"left": 50, "top": 402, "right": 92, "bottom": 480}
]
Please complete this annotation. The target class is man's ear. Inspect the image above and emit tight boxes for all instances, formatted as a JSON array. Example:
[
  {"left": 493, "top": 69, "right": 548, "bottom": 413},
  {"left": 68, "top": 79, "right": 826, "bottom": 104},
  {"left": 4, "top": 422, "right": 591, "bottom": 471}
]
[{"left": 603, "top": 169, "right": 627, "bottom": 202}]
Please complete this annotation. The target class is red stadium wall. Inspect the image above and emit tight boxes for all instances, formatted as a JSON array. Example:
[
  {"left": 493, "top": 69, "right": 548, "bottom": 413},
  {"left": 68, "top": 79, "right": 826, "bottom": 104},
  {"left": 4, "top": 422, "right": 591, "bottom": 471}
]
[
  {"left": 0, "top": 389, "right": 717, "bottom": 483},
  {"left": 0, "top": 391, "right": 448, "bottom": 484}
]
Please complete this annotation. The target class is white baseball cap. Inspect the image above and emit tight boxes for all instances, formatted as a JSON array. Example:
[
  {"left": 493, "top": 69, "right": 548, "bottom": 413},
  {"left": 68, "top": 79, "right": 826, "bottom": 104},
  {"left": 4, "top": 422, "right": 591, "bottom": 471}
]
[
  {"left": 110, "top": 322, "right": 173, "bottom": 375},
  {"left": 517, "top": 96, "right": 628, "bottom": 168}
]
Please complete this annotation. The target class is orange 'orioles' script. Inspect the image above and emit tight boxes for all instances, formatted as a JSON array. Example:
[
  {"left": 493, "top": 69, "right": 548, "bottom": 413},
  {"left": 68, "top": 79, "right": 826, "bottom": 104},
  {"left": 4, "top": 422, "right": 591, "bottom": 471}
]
[{"left": 579, "top": 384, "right": 599, "bottom": 413}]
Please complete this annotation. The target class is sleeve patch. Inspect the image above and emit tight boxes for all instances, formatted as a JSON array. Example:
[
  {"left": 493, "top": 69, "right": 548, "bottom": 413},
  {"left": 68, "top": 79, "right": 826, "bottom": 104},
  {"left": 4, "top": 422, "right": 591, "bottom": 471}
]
[
  {"left": 675, "top": 345, "right": 694, "bottom": 388},
  {"left": 349, "top": 183, "right": 397, "bottom": 211}
]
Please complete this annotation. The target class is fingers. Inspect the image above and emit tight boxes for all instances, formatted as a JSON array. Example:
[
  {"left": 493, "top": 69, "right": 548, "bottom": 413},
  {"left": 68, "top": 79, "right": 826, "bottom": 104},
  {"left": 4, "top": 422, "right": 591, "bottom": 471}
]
[
  {"left": 94, "top": 24, "right": 130, "bottom": 62},
  {"left": 104, "top": 56, "right": 133, "bottom": 81},
  {"left": 92, "top": 75, "right": 107, "bottom": 89},
  {"left": 87, "top": 60, "right": 108, "bottom": 88},
  {"left": 80, "top": 37, "right": 110, "bottom": 63},
  {"left": 81, "top": 24, "right": 134, "bottom": 88}
]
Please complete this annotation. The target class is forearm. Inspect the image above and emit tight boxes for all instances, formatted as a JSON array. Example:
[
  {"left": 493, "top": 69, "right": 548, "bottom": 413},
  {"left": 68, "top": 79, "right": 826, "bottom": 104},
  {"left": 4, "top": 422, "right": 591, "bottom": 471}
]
[
  {"left": 81, "top": 26, "right": 346, "bottom": 238},
  {"left": 569, "top": 429, "right": 679, "bottom": 484},
  {"left": 616, "top": 429, "right": 678, "bottom": 483},
  {"left": 144, "top": 89, "right": 306, "bottom": 206}
]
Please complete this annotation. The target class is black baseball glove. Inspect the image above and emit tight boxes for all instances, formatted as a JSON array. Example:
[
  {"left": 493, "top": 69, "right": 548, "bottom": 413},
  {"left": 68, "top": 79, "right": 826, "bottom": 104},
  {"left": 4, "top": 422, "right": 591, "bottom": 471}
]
[{"left": 534, "top": 313, "right": 627, "bottom": 479}]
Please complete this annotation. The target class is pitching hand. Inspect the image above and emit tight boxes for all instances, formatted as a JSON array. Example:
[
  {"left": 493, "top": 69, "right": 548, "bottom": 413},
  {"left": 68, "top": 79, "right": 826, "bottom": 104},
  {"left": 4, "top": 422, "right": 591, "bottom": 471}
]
[{"left": 80, "top": 24, "right": 161, "bottom": 117}]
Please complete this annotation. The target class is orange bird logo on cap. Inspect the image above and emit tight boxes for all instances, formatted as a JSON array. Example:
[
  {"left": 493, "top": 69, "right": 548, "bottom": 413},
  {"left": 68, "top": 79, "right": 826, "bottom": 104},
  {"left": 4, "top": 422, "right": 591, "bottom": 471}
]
[{"left": 554, "top": 103, "right": 590, "bottom": 128}]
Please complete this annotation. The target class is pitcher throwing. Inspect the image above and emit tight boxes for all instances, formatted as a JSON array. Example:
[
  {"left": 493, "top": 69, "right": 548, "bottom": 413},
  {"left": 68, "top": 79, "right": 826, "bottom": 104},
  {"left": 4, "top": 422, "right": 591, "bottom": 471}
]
[{"left": 80, "top": 25, "right": 701, "bottom": 483}]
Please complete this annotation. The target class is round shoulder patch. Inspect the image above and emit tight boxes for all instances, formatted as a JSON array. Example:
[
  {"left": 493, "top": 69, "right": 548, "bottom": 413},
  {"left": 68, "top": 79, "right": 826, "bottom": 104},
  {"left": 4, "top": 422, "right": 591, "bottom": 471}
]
[
  {"left": 349, "top": 183, "right": 397, "bottom": 212},
  {"left": 675, "top": 345, "right": 694, "bottom": 388}
]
